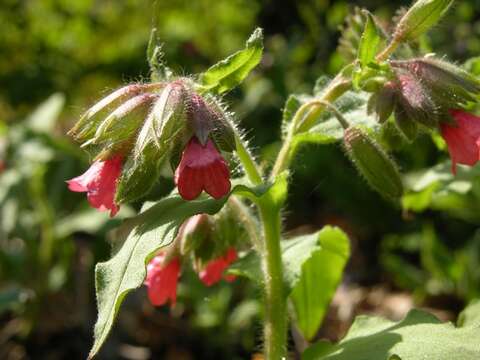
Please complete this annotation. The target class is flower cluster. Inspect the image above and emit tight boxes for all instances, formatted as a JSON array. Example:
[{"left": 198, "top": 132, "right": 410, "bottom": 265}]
[
  {"left": 67, "top": 79, "right": 235, "bottom": 215},
  {"left": 145, "top": 211, "right": 239, "bottom": 306},
  {"left": 144, "top": 247, "right": 238, "bottom": 308},
  {"left": 369, "top": 57, "right": 480, "bottom": 173}
]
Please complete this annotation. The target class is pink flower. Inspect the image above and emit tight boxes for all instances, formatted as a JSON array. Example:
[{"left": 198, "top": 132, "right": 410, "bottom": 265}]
[
  {"left": 175, "top": 136, "right": 231, "bottom": 201},
  {"left": 67, "top": 155, "right": 122, "bottom": 216},
  {"left": 441, "top": 110, "right": 480, "bottom": 174},
  {"left": 199, "top": 248, "right": 238, "bottom": 287},
  {"left": 144, "top": 253, "right": 180, "bottom": 307}
]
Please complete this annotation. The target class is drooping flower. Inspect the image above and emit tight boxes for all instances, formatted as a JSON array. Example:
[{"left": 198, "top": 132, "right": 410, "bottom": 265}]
[
  {"left": 175, "top": 136, "right": 231, "bottom": 200},
  {"left": 144, "top": 253, "right": 181, "bottom": 307},
  {"left": 199, "top": 248, "right": 238, "bottom": 287},
  {"left": 67, "top": 155, "right": 123, "bottom": 216},
  {"left": 440, "top": 110, "right": 480, "bottom": 174}
]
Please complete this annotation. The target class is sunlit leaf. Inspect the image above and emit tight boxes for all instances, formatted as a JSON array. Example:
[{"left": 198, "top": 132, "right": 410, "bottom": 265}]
[
  {"left": 303, "top": 309, "right": 480, "bottom": 360},
  {"left": 198, "top": 28, "right": 263, "bottom": 94},
  {"left": 90, "top": 183, "right": 268, "bottom": 358},
  {"left": 358, "top": 11, "right": 381, "bottom": 67}
]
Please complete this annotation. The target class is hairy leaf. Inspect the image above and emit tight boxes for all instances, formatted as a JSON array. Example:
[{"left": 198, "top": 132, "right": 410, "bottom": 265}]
[
  {"left": 90, "top": 183, "right": 267, "bottom": 358},
  {"left": 290, "top": 227, "right": 350, "bottom": 340},
  {"left": 304, "top": 309, "right": 480, "bottom": 360},
  {"left": 358, "top": 11, "right": 381, "bottom": 67},
  {"left": 198, "top": 28, "right": 263, "bottom": 94}
]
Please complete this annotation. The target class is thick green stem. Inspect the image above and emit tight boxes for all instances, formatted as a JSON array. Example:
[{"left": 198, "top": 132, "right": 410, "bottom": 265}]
[{"left": 259, "top": 200, "right": 287, "bottom": 360}]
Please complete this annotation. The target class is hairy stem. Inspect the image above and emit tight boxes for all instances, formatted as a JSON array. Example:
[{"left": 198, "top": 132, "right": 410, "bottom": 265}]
[
  {"left": 259, "top": 199, "right": 287, "bottom": 360},
  {"left": 375, "top": 38, "right": 400, "bottom": 62},
  {"left": 235, "top": 134, "right": 263, "bottom": 185},
  {"left": 228, "top": 196, "right": 262, "bottom": 251},
  {"left": 271, "top": 75, "right": 352, "bottom": 178}
]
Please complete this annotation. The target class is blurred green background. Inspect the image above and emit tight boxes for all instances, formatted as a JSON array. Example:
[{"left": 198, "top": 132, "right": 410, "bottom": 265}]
[{"left": 2, "top": 0, "right": 480, "bottom": 359}]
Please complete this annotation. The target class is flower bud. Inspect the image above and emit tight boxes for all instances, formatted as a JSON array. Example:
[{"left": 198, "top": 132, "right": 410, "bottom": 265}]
[
  {"left": 394, "top": 107, "right": 418, "bottom": 142},
  {"left": 69, "top": 83, "right": 162, "bottom": 141},
  {"left": 186, "top": 93, "right": 236, "bottom": 153},
  {"left": 393, "top": 0, "right": 453, "bottom": 42},
  {"left": 391, "top": 58, "right": 480, "bottom": 108},
  {"left": 371, "top": 81, "right": 396, "bottom": 124},
  {"left": 92, "top": 93, "right": 158, "bottom": 145},
  {"left": 344, "top": 126, "right": 403, "bottom": 199},
  {"left": 115, "top": 81, "right": 189, "bottom": 204},
  {"left": 180, "top": 214, "right": 214, "bottom": 255},
  {"left": 394, "top": 70, "right": 439, "bottom": 128}
]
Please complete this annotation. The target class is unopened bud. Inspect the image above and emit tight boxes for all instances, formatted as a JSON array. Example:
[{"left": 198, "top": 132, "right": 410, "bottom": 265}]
[
  {"left": 180, "top": 214, "right": 213, "bottom": 255},
  {"left": 391, "top": 58, "right": 480, "bottom": 108},
  {"left": 186, "top": 93, "right": 235, "bottom": 152},
  {"left": 92, "top": 93, "right": 158, "bottom": 145},
  {"left": 373, "top": 81, "right": 397, "bottom": 124},
  {"left": 69, "top": 83, "right": 162, "bottom": 141},
  {"left": 344, "top": 126, "right": 403, "bottom": 199},
  {"left": 395, "top": 70, "right": 438, "bottom": 128},
  {"left": 393, "top": 0, "right": 453, "bottom": 42},
  {"left": 394, "top": 107, "right": 418, "bottom": 141}
]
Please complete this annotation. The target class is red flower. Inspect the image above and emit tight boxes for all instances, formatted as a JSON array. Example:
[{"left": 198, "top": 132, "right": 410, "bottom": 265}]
[
  {"left": 144, "top": 253, "right": 180, "bottom": 307},
  {"left": 175, "top": 136, "right": 231, "bottom": 200},
  {"left": 67, "top": 155, "right": 122, "bottom": 216},
  {"left": 199, "top": 248, "right": 238, "bottom": 287},
  {"left": 441, "top": 110, "right": 480, "bottom": 174}
]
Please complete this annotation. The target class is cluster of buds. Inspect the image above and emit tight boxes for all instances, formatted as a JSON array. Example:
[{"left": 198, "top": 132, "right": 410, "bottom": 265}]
[
  {"left": 67, "top": 79, "right": 236, "bottom": 216},
  {"left": 367, "top": 57, "right": 480, "bottom": 174},
  {"left": 144, "top": 211, "right": 242, "bottom": 307},
  {"left": 369, "top": 58, "right": 480, "bottom": 140}
]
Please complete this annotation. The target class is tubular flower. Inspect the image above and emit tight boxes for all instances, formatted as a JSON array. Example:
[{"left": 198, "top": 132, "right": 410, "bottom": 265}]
[
  {"left": 440, "top": 110, "right": 480, "bottom": 174},
  {"left": 175, "top": 136, "right": 231, "bottom": 200},
  {"left": 144, "top": 253, "right": 181, "bottom": 307},
  {"left": 67, "top": 155, "right": 123, "bottom": 216},
  {"left": 199, "top": 248, "right": 238, "bottom": 287}
]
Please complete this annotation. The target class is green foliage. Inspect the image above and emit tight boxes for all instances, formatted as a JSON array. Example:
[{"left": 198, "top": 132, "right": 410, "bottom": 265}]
[
  {"left": 90, "top": 194, "right": 226, "bottom": 358},
  {"left": 197, "top": 28, "right": 263, "bottom": 95},
  {"left": 358, "top": 11, "right": 381, "bottom": 67},
  {"left": 402, "top": 161, "right": 480, "bottom": 221},
  {"left": 90, "top": 183, "right": 269, "bottom": 357},
  {"left": 290, "top": 227, "right": 350, "bottom": 340},
  {"left": 304, "top": 309, "right": 480, "bottom": 360},
  {"left": 228, "top": 226, "right": 350, "bottom": 340}
]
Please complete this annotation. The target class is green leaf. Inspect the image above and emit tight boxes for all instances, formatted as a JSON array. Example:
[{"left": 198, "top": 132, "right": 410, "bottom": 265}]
[
  {"left": 228, "top": 226, "right": 349, "bottom": 299},
  {"left": 89, "top": 194, "right": 226, "bottom": 358},
  {"left": 304, "top": 309, "right": 480, "bottom": 360},
  {"left": 393, "top": 0, "right": 454, "bottom": 42},
  {"left": 402, "top": 161, "right": 480, "bottom": 220},
  {"left": 198, "top": 28, "right": 263, "bottom": 95},
  {"left": 458, "top": 300, "right": 480, "bottom": 328},
  {"left": 290, "top": 227, "right": 350, "bottom": 340},
  {"left": 358, "top": 11, "right": 381, "bottom": 67},
  {"left": 90, "top": 182, "right": 267, "bottom": 358}
]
